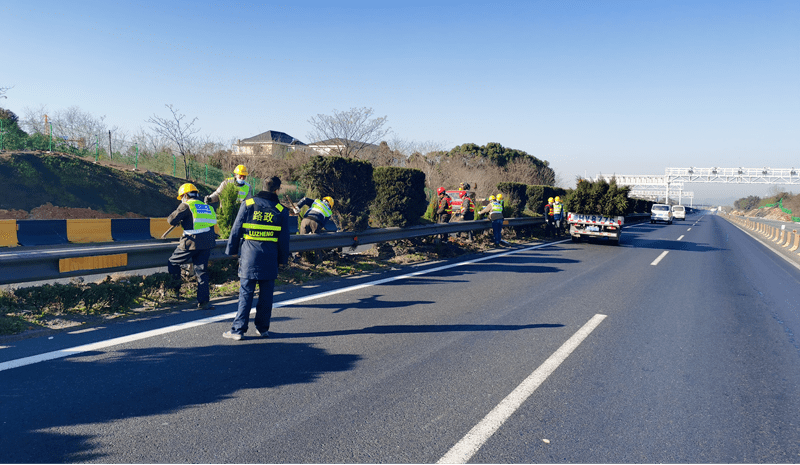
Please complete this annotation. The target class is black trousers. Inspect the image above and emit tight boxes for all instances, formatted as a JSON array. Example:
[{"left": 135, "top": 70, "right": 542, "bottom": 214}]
[{"left": 167, "top": 247, "right": 211, "bottom": 303}]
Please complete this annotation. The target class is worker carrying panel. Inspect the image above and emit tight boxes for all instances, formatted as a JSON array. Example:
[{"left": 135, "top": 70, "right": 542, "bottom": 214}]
[
  {"left": 0, "top": 220, "right": 18, "bottom": 247},
  {"left": 111, "top": 218, "right": 153, "bottom": 241},
  {"left": 16, "top": 220, "right": 69, "bottom": 246},
  {"left": 67, "top": 219, "right": 113, "bottom": 243}
]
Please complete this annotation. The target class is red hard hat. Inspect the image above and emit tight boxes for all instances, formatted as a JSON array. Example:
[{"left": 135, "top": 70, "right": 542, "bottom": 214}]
[{"left": 437, "top": 187, "right": 445, "bottom": 195}]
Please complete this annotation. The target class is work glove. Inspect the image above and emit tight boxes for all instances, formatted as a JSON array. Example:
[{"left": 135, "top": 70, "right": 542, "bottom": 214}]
[{"left": 204, "top": 196, "right": 211, "bottom": 204}]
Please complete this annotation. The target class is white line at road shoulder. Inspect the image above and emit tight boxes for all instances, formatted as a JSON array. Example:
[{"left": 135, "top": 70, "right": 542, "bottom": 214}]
[
  {"left": 0, "top": 239, "right": 572, "bottom": 373},
  {"left": 437, "top": 314, "right": 608, "bottom": 464},
  {"left": 650, "top": 251, "right": 669, "bottom": 266}
]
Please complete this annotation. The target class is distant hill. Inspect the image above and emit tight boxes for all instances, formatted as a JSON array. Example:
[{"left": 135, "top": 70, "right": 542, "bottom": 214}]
[{"left": 0, "top": 151, "right": 215, "bottom": 220}]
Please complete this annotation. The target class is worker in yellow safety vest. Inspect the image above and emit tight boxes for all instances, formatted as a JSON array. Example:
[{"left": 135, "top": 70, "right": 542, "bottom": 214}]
[
  {"left": 167, "top": 183, "right": 218, "bottom": 309},
  {"left": 552, "top": 196, "right": 564, "bottom": 236},
  {"left": 205, "top": 164, "right": 254, "bottom": 204},
  {"left": 296, "top": 196, "right": 337, "bottom": 234},
  {"left": 543, "top": 197, "right": 555, "bottom": 237}
]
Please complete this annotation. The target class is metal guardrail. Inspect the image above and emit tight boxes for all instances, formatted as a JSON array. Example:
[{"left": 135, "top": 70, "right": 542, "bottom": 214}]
[
  {"left": 0, "top": 218, "right": 543, "bottom": 285},
  {"left": 0, "top": 214, "right": 650, "bottom": 286}
]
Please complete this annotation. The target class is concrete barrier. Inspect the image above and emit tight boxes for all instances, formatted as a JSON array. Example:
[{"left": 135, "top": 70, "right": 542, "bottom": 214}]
[
  {"left": 150, "top": 218, "right": 182, "bottom": 239},
  {"left": 0, "top": 220, "right": 18, "bottom": 247},
  {"left": 67, "top": 219, "right": 113, "bottom": 243},
  {"left": 783, "top": 230, "right": 795, "bottom": 247},
  {"left": 111, "top": 218, "right": 153, "bottom": 241},
  {"left": 16, "top": 220, "right": 69, "bottom": 246}
]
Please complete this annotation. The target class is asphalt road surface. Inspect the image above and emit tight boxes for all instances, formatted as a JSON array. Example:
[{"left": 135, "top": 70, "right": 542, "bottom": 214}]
[{"left": 2, "top": 212, "right": 799, "bottom": 463}]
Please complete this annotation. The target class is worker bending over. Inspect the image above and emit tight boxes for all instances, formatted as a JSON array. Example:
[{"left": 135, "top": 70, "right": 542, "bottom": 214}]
[{"left": 296, "top": 196, "right": 336, "bottom": 234}]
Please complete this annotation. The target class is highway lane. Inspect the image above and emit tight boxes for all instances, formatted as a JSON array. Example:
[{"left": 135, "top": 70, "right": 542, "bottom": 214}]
[
  {"left": 474, "top": 214, "right": 800, "bottom": 462},
  {"left": 1, "top": 212, "right": 799, "bottom": 463}
]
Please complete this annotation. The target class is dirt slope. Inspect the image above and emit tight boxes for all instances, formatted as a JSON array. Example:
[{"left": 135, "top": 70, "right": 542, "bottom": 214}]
[{"left": 0, "top": 151, "right": 211, "bottom": 220}]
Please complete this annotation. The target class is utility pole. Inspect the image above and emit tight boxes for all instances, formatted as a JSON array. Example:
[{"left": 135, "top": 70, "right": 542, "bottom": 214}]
[{"left": 108, "top": 130, "right": 112, "bottom": 159}]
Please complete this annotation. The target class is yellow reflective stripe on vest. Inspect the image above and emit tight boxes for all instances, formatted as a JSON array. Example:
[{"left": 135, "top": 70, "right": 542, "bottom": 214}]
[
  {"left": 242, "top": 223, "right": 281, "bottom": 231},
  {"left": 553, "top": 203, "right": 563, "bottom": 214},
  {"left": 491, "top": 201, "right": 503, "bottom": 213},
  {"left": 243, "top": 198, "right": 282, "bottom": 242},
  {"left": 244, "top": 234, "right": 278, "bottom": 242}
]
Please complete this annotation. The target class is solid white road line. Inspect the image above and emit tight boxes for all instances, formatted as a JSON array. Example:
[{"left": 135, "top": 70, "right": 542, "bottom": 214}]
[
  {"left": 437, "top": 314, "right": 608, "bottom": 464},
  {"left": 0, "top": 239, "right": 572, "bottom": 373},
  {"left": 650, "top": 251, "right": 669, "bottom": 266}
]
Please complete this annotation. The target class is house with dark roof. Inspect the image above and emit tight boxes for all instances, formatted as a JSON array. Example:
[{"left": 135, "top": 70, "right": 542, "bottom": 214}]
[
  {"left": 306, "top": 138, "right": 380, "bottom": 157},
  {"left": 233, "top": 130, "right": 306, "bottom": 156}
]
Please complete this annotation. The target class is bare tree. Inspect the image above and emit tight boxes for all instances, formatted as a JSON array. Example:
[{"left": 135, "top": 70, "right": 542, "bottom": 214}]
[
  {"left": 307, "top": 107, "right": 391, "bottom": 159},
  {"left": 389, "top": 138, "right": 448, "bottom": 158},
  {"left": 0, "top": 85, "right": 10, "bottom": 99},
  {"left": 49, "top": 106, "right": 108, "bottom": 148},
  {"left": 20, "top": 105, "right": 50, "bottom": 134},
  {"left": 147, "top": 104, "right": 200, "bottom": 179},
  {"left": 131, "top": 126, "right": 170, "bottom": 157},
  {"left": 20, "top": 105, "right": 129, "bottom": 155}
]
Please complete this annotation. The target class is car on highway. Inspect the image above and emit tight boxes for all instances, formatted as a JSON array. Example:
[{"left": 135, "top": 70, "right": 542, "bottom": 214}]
[
  {"left": 651, "top": 204, "right": 673, "bottom": 224},
  {"left": 672, "top": 205, "right": 686, "bottom": 220}
]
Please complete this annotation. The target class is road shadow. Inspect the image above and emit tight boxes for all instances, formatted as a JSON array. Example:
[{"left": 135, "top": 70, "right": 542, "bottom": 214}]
[
  {"left": 390, "top": 258, "right": 577, "bottom": 284},
  {"left": 271, "top": 322, "right": 565, "bottom": 339},
  {"left": 620, "top": 224, "right": 722, "bottom": 252},
  {"left": 0, "top": 342, "right": 361, "bottom": 463},
  {"left": 623, "top": 238, "right": 721, "bottom": 252},
  {"left": 282, "top": 293, "right": 436, "bottom": 314}
]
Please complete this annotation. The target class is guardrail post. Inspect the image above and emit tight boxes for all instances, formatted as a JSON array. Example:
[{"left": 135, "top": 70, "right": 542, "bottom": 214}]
[{"left": 791, "top": 231, "right": 800, "bottom": 252}]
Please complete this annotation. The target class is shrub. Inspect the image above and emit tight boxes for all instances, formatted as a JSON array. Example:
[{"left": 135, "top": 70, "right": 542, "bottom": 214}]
[
  {"left": 209, "top": 258, "right": 239, "bottom": 284},
  {"left": 216, "top": 182, "right": 240, "bottom": 239},
  {"left": 14, "top": 285, "right": 58, "bottom": 314},
  {"left": 49, "top": 283, "right": 84, "bottom": 312},
  {"left": 0, "top": 289, "right": 18, "bottom": 316},
  {"left": 371, "top": 167, "right": 428, "bottom": 227},
  {"left": 423, "top": 196, "right": 438, "bottom": 222},
  {"left": 82, "top": 279, "right": 139, "bottom": 313},
  {"left": 526, "top": 185, "right": 568, "bottom": 216},
  {"left": 497, "top": 182, "right": 529, "bottom": 217},
  {"left": 300, "top": 156, "right": 376, "bottom": 231},
  {"left": 565, "top": 178, "right": 630, "bottom": 216}
]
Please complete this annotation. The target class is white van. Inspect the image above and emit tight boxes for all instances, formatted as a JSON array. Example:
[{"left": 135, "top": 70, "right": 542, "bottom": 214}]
[
  {"left": 672, "top": 205, "right": 686, "bottom": 220},
  {"left": 651, "top": 204, "right": 673, "bottom": 224}
]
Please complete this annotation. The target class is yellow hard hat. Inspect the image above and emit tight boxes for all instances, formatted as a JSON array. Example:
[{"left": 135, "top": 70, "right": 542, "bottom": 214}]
[
  {"left": 233, "top": 164, "right": 248, "bottom": 176},
  {"left": 322, "top": 196, "right": 334, "bottom": 207},
  {"left": 489, "top": 195, "right": 496, "bottom": 201},
  {"left": 177, "top": 183, "right": 198, "bottom": 199},
  {"left": 497, "top": 193, "right": 504, "bottom": 200},
  {"left": 555, "top": 196, "right": 561, "bottom": 202},
  {"left": 548, "top": 197, "right": 554, "bottom": 203}
]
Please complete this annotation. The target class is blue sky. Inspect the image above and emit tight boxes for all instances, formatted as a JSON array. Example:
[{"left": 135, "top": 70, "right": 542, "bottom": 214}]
[{"left": 3, "top": 0, "right": 798, "bottom": 202}]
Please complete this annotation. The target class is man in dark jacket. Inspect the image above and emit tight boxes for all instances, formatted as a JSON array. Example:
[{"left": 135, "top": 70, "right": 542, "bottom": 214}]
[
  {"left": 223, "top": 176, "right": 290, "bottom": 340},
  {"left": 435, "top": 187, "right": 452, "bottom": 242},
  {"left": 167, "top": 183, "right": 217, "bottom": 309},
  {"left": 543, "top": 197, "right": 554, "bottom": 237}
]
